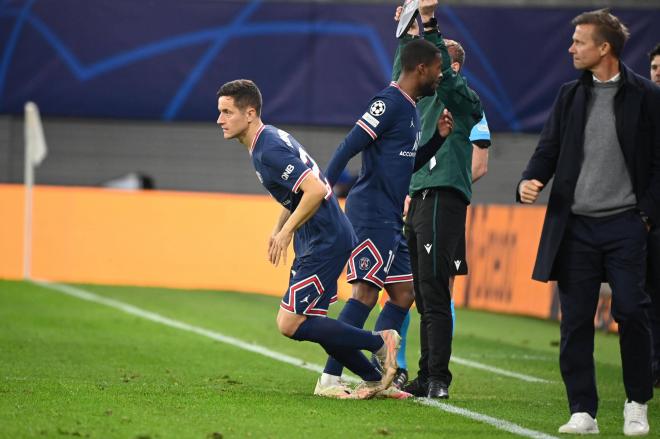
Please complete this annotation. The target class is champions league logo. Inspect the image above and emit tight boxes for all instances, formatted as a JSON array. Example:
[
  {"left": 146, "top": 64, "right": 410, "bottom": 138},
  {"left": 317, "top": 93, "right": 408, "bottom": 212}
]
[
  {"left": 359, "top": 257, "right": 371, "bottom": 271},
  {"left": 369, "top": 100, "right": 386, "bottom": 117}
]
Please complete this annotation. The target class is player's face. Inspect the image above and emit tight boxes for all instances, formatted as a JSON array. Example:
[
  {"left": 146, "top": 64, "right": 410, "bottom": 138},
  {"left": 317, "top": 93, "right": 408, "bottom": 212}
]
[
  {"left": 651, "top": 55, "right": 660, "bottom": 85},
  {"left": 418, "top": 55, "right": 443, "bottom": 97},
  {"left": 217, "top": 96, "right": 249, "bottom": 140},
  {"left": 569, "top": 24, "right": 606, "bottom": 71}
]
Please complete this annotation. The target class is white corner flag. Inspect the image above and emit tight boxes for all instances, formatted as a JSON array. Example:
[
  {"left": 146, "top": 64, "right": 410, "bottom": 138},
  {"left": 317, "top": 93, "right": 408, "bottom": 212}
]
[{"left": 24, "top": 101, "right": 48, "bottom": 279}]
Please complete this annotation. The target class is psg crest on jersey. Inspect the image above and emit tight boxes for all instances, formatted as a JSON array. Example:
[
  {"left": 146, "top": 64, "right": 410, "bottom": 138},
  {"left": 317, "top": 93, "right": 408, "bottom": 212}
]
[
  {"left": 369, "top": 100, "right": 386, "bottom": 117},
  {"left": 359, "top": 257, "right": 371, "bottom": 270}
]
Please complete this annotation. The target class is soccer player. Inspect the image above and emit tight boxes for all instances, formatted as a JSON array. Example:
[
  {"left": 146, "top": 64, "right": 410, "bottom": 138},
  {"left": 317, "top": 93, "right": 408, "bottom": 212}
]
[
  {"left": 216, "top": 79, "right": 400, "bottom": 399},
  {"left": 315, "top": 38, "right": 453, "bottom": 398}
]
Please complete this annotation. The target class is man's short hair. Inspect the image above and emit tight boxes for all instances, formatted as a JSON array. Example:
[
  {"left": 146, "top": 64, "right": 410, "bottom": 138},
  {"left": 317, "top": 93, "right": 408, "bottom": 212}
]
[
  {"left": 401, "top": 39, "right": 441, "bottom": 72},
  {"left": 445, "top": 39, "right": 465, "bottom": 67},
  {"left": 571, "top": 8, "right": 630, "bottom": 58},
  {"left": 217, "top": 79, "right": 262, "bottom": 116},
  {"left": 649, "top": 43, "right": 660, "bottom": 63}
]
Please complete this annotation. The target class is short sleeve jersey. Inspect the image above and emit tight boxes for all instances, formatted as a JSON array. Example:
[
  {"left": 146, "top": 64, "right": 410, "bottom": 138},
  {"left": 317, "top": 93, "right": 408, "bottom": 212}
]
[
  {"left": 345, "top": 82, "right": 420, "bottom": 230},
  {"left": 250, "top": 125, "right": 355, "bottom": 258}
]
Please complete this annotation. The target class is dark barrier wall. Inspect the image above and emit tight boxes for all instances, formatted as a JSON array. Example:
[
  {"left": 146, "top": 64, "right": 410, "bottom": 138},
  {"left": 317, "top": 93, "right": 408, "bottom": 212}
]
[{"left": 1, "top": 0, "right": 658, "bottom": 132}]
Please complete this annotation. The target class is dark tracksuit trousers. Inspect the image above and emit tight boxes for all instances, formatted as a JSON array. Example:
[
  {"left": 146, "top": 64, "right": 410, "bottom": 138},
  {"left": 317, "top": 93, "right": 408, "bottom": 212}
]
[{"left": 405, "top": 187, "right": 467, "bottom": 385}]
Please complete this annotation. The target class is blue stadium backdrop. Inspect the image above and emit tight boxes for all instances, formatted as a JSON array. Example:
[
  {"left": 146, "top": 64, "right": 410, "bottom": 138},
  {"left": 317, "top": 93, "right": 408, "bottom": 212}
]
[{"left": 1, "top": 0, "right": 658, "bottom": 132}]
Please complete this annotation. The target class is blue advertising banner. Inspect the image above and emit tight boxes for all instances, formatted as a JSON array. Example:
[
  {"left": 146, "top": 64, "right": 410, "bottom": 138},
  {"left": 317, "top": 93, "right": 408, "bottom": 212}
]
[{"left": 1, "top": 0, "right": 658, "bottom": 131}]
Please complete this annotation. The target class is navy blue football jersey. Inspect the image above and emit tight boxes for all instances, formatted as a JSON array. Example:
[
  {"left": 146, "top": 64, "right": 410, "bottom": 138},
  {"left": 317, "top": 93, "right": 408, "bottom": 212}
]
[
  {"left": 326, "top": 82, "right": 420, "bottom": 230},
  {"left": 250, "top": 125, "right": 356, "bottom": 258}
]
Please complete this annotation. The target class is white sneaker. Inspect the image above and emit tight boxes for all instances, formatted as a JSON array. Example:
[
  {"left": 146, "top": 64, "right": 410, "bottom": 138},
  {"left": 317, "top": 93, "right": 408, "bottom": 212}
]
[
  {"left": 623, "top": 400, "right": 649, "bottom": 436},
  {"left": 558, "top": 412, "right": 599, "bottom": 434},
  {"left": 313, "top": 378, "right": 353, "bottom": 399}
]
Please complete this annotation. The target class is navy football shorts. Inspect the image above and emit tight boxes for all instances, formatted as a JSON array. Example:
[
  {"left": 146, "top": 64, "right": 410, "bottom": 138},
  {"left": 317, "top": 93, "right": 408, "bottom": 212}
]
[
  {"left": 346, "top": 226, "right": 412, "bottom": 290},
  {"left": 280, "top": 250, "right": 350, "bottom": 316}
]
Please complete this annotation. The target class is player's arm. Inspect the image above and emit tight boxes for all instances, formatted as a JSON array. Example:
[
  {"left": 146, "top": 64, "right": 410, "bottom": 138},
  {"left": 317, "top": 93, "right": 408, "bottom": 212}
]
[
  {"left": 470, "top": 113, "right": 491, "bottom": 183},
  {"left": 326, "top": 97, "right": 395, "bottom": 186},
  {"left": 413, "top": 108, "right": 453, "bottom": 171},
  {"left": 325, "top": 127, "right": 372, "bottom": 187},
  {"left": 269, "top": 208, "right": 292, "bottom": 249},
  {"left": 269, "top": 174, "right": 327, "bottom": 267},
  {"left": 472, "top": 145, "right": 489, "bottom": 183}
]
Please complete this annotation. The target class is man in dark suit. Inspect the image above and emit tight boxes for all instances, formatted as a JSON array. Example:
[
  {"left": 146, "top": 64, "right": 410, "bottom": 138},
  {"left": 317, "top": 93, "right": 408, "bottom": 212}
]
[{"left": 518, "top": 9, "right": 659, "bottom": 436}]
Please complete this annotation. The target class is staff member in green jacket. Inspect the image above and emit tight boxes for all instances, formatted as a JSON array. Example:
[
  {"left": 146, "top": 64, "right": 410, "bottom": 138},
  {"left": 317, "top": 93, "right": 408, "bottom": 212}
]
[{"left": 392, "top": 0, "right": 483, "bottom": 399}]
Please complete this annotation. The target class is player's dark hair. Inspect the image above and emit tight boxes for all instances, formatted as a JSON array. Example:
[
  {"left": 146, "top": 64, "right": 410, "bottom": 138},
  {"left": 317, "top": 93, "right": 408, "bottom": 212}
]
[
  {"left": 445, "top": 39, "right": 465, "bottom": 67},
  {"left": 401, "top": 39, "right": 441, "bottom": 72},
  {"left": 217, "top": 79, "right": 262, "bottom": 116},
  {"left": 571, "top": 8, "right": 629, "bottom": 58},
  {"left": 649, "top": 43, "right": 660, "bottom": 63}
]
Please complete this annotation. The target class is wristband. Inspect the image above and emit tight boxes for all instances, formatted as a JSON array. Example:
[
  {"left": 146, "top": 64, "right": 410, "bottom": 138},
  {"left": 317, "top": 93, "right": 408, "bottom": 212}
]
[{"left": 422, "top": 17, "right": 438, "bottom": 33}]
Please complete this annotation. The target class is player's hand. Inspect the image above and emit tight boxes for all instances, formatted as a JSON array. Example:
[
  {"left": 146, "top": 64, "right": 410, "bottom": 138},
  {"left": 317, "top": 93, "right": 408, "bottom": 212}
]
[
  {"left": 419, "top": 0, "right": 438, "bottom": 22},
  {"left": 403, "top": 195, "right": 411, "bottom": 217},
  {"left": 437, "top": 109, "right": 453, "bottom": 138},
  {"left": 269, "top": 229, "right": 293, "bottom": 267},
  {"left": 394, "top": 5, "right": 419, "bottom": 36},
  {"left": 519, "top": 179, "right": 544, "bottom": 204}
]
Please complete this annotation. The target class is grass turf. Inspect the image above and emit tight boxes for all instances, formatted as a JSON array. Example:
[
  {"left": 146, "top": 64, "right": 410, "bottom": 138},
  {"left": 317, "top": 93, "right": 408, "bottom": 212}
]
[{"left": 0, "top": 280, "right": 655, "bottom": 438}]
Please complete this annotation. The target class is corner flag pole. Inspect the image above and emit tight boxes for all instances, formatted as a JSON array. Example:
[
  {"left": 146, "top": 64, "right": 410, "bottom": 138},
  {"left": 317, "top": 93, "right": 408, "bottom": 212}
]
[{"left": 23, "top": 102, "right": 48, "bottom": 280}]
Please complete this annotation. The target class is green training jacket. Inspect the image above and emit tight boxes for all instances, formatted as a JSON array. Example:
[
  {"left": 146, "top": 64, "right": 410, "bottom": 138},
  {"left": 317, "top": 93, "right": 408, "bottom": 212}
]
[{"left": 392, "top": 32, "right": 483, "bottom": 202}]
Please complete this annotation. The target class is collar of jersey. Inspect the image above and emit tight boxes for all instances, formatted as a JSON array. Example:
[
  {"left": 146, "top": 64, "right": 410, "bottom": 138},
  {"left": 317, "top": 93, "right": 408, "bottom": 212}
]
[
  {"left": 389, "top": 82, "right": 416, "bottom": 107},
  {"left": 249, "top": 124, "right": 266, "bottom": 155}
]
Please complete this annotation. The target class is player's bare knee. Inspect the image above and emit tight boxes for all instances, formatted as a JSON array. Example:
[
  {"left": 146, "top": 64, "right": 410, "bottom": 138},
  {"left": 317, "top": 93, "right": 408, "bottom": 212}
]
[
  {"left": 385, "top": 282, "right": 414, "bottom": 308},
  {"left": 276, "top": 311, "right": 304, "bottom": 338},
  {"left": 351, "top": 282, "right": 379, "bottom": 308}
]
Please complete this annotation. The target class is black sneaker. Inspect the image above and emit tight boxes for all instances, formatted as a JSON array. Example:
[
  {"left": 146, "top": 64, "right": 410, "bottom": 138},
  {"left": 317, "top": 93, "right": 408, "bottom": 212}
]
[
  {"left": 427, "top": 380, "right": 449, "bottom": 399},
  {"left": 402, "top": 376, "right": 428, "bottom": 397},
  {"left": 392, "top": 368, "right": 408, "bottom": 390}
]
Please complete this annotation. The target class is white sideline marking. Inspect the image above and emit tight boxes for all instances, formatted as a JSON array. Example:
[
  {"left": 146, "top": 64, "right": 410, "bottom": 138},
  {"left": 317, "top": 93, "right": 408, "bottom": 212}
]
[
  {"left": 418, "top": 399, "right": 559, "bottom": 439},
  {"left": 451, "top": 356, "right": 551, "bottom": 383},
  {"left": 34, "top": 280, "right": 559, "bottom": 439}
]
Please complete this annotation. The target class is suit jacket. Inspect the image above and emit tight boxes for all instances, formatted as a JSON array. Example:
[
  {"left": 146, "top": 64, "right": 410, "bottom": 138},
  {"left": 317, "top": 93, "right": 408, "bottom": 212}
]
[{"left": 517, "top": 63, "right": 660, "bottom": 282}]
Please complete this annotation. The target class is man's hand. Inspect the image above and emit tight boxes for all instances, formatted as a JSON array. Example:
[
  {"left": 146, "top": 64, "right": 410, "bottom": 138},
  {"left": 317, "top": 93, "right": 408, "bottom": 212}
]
[
  {"left": 438, "top": 109, "right": 453, "bottom": 138},
  {"left": 268, "top": 228, "right": 293, "bottom": 267},
  {"left": 394, "top": 5, "right": 419, "bottom": 36},
  {"left": 419, "top": 0, "right": 438, "bottom": 22},
  {"left": 519, "top": 179, "right": 544, "bottom": 204},
  {"left": 403, "top": 195, "right": 411, "bottom": 217}
]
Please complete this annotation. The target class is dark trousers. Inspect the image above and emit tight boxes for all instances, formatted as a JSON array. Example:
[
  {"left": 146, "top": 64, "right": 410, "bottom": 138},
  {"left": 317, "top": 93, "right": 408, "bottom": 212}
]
[
  {"left": 555, "top": 210, "right": 653, "bottom": 417},
  {"left": 648, "top": 227, "right": 660, "bottom": 368},
  {"left": 405, "top": 188, "right": 467, "bottom": 385}
]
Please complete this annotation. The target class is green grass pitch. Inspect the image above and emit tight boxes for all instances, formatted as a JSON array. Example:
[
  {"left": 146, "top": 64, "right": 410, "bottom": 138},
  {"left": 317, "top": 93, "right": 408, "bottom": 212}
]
[{"left": 0, "top": 280, "right": 655, "bottom": 438}]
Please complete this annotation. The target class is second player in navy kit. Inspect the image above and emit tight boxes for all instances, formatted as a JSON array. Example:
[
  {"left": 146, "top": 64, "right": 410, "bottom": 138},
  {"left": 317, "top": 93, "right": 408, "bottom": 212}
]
[
  {"left": 217, "top": 79, "right": 401, "bottom": 399},
  {"left": 315, "top": 39, "right": 454, "bottom": 398}
]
